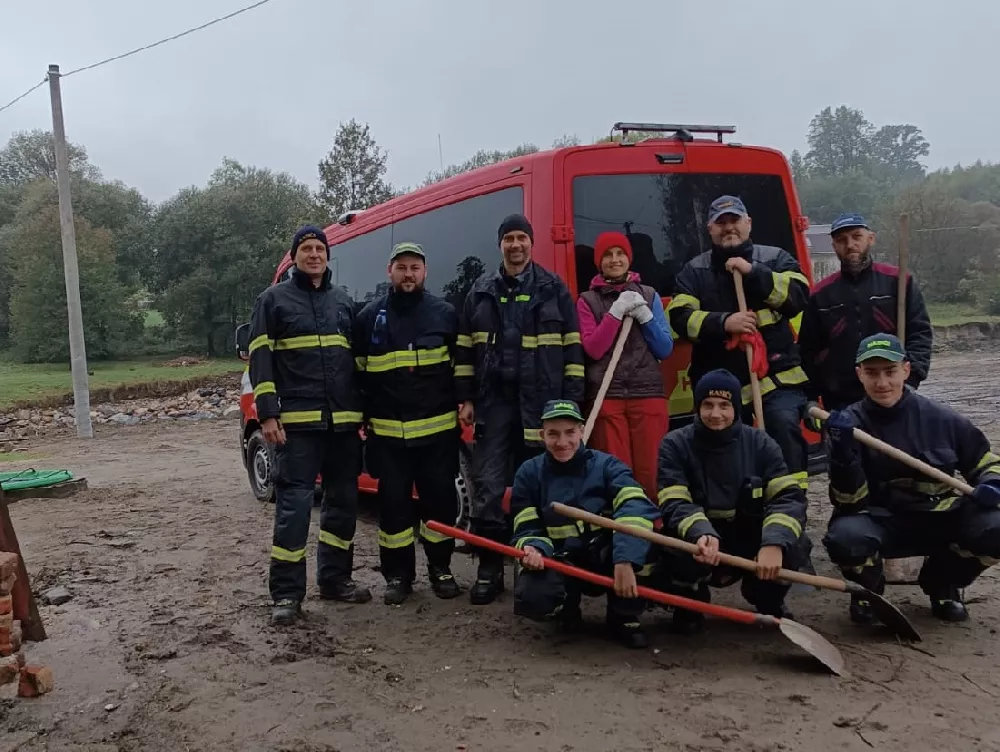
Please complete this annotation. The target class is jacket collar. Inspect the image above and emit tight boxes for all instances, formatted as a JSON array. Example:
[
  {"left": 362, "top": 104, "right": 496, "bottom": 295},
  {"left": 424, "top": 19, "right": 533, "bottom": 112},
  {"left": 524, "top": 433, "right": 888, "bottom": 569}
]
[
  {"left": 291, "top": 266, "right": 332, "bottom": 291},
  {"left": 589, "top": 271, "right": 642, "bottom": 292},
  {"left": 710, "top": 240, "right": 753, "bottom": 270}
]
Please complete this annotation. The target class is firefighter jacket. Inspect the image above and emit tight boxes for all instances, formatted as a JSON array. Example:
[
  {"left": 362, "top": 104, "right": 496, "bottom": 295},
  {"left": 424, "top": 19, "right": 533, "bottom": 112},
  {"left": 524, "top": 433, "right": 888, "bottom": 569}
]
[
  {"left": 667, "top": 242, "right": 810, "bottom": 403},
  {"left": 455, "top": 262, "right": 585, "bottom": 446},
  {"left": 829, "top": 388, "right": 1000, "bottom": 516},
  {"left": 658, "top": 416, "right": 807, "bottom": 554},
  {"left": 798, "top": 262, "right": 933, "bottom": 409},
  {"left": 353, "top": 288, "right": 459, "bottom": 446},
  {"left": 510, "top": 445, "right": 660, "bottom": 568},
  {"left": 248, "top": 268, "right": 362, "bottom": 431}
]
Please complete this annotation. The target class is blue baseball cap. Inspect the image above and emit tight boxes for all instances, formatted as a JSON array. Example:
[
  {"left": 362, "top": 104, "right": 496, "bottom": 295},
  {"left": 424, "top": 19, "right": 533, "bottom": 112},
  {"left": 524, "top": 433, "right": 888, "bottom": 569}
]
[
  {"left": 707, "top": 195, "right": 748, "bottom": 224},
  {"left": 540, "top": 400, "right": 584, "bottom": 422},
  {"left": 831, "top": 213, "right": 870, "bottom": 235},
  {"left": 856, "top": 333, "right": 907, "bottom": 364}
]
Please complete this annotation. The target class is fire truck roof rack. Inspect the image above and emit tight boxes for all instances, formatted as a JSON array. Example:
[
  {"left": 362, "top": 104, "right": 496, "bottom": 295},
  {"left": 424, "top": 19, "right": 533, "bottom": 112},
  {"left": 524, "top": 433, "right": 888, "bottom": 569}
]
[{"left": 611, "top": 122, "right": 737, "bottom": 144}]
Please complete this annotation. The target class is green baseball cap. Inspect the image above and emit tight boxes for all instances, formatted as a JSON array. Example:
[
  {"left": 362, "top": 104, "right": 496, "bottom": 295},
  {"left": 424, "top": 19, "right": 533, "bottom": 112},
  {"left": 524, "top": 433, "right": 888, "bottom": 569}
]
[
  {"left": 856, "top": 333, "right": 906, "bottom": 364},
  {"left": 540, "top": 400, "right": 584, "bottom": 422},
  {"left": 389, "top": 241, "right": 425, "bottom": 262}
]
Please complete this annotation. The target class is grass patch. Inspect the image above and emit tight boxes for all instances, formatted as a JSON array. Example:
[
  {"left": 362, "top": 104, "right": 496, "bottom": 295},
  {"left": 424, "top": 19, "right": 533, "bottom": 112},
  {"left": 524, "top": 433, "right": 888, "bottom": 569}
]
[
  {"left": 0, "top": 453, "right": 49, "bottom": 464},
  {"left": 0, "top": 357, "right": 243, "bottom": 411},
  {"left": 143, "top": 309, "right": 165, "bottom": 328},
  {"left": 928, "top": 303, "right": 1000, "bottom": 327}
]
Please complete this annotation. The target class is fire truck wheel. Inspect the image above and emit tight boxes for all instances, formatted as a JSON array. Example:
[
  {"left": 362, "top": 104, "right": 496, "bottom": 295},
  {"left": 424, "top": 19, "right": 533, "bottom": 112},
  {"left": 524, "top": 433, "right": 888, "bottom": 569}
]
[{"left": 246, "top": 429, "right": 276, "bottom": 504}]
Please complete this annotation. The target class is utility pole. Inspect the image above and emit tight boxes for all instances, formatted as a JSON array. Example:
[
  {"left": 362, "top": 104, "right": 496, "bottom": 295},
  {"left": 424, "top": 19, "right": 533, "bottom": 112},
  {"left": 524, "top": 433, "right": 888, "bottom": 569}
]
[{"left": 47, "top": 64, "right": 93, "bottom": 439}]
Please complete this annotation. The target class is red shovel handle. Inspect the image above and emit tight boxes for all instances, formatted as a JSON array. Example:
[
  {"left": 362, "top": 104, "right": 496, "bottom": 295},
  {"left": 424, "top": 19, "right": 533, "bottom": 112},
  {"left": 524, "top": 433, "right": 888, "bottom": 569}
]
[{"left": 426, "top": 521, "right": 770, "bottom": 627}]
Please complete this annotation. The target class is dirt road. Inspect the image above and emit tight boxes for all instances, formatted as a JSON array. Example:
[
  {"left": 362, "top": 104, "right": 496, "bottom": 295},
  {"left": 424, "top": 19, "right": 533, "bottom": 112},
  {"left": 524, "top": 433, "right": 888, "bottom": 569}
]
[{"left": 2, "top": 353, "right": 1000, "bottom": 751}]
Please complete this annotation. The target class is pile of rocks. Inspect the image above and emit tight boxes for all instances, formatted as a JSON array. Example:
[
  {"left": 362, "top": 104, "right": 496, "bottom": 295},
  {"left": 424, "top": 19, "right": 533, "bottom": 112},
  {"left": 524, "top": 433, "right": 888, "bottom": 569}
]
[
  {"left": 0, "top": 552, "right": 53, "bottom": 698},
  {"left": 0, "top": 386, "right": 243, "bottom": 441}
]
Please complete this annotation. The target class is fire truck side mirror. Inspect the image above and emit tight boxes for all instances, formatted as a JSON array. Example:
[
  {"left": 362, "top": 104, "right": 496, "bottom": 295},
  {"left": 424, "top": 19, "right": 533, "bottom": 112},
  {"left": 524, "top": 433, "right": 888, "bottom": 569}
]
[{"left": 235, "top": 323, "right": 251, "bottom": 361}]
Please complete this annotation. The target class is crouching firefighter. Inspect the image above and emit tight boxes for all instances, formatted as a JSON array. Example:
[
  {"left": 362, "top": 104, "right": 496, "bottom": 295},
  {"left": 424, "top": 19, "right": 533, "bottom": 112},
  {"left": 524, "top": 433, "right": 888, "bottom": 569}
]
[
  {"left": 354, "top": 242, "right": 462, "bottom": 605},
  {"left": 509, "top": 400, "right": 659, "bottom": 649},
  {"left": 455, "top": 213, "right": 585, "bottom": 605},
  {"left": 822, "top": 334, "right": 1000, "bottom": 623},
  {"left": 248, "top": 226, "right": 371, "bottom": 626},
  {"left": 657, "top": 369, "right": 810, "bottom": 633}
]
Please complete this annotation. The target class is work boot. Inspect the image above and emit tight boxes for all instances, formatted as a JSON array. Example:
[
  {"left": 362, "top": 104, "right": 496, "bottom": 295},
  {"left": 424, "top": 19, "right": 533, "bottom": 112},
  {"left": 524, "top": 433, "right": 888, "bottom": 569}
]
[
  {"left": 383, "top": 577, "right": 413, "bottom": 606},
  {"left": 929, "top": 587, "right": 968, "bottom": 623},
  {"left": 469, "top": 554, "right": 505, "bottom": 605},
  {"left": 270, "top": 599, "right": 301, "bottom": 626},
  {"left": 849, "top": 594, "right": 876, "bottom": 625},
  {"left": 428, "top": 565, "right": 460, "bottom": 599},
  {"left": 671, "top": 584, "right": 709, "bottom": 635},
  {"left": 320, "top": 579, "right": 373, "bottom": 604},
  {"left": 607, "top": 615, "right": 649, "bottom": 649},
  {"left": 753, "top": 600, "right": 794, "bottom": 620},
  {"left": 557, "top": 605, "right": 584, "bottom": 634}
]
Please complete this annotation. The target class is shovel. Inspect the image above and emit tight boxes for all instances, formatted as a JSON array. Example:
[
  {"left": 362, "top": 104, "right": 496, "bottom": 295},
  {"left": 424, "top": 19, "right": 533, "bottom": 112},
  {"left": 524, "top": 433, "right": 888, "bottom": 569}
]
[
  {"left": 583, "top": 317, "right": 633, "bottom": 442},
  {"left": 731, "top": 270, "right": 765, "bottom": 430},
  {"left": 425, "top": 519, "right": 848, "bottom": 677},
  {"left": 552, "top": 503, "right": 921, "bottom": 642}
]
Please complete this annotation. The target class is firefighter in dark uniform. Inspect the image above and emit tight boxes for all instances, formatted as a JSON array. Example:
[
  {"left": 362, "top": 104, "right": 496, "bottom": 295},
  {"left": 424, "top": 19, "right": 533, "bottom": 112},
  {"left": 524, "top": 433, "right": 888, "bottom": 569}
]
[
  {"left": 455, "top": 213, "right": 585, "bottom": 605},
  {"left": 249, "top": 225, "right": 371, "bottom": 626},
  {"left": 509, "top": 400, "right": 660, "bottom": 648},
  {"left": 822, "top": 334, "right": 1000, "bottom": 623},
  {"left": 667, "top": 195, "right": 811, "bottom": 491},
  {"left": 657, "top": 369, "right": 810, "bottom": 633},
  {"left": 354, "top": 242, "right": 462, "bottom": 605},
  {"left": 798, "top": 213, "right": 933, "bottom": 417}
]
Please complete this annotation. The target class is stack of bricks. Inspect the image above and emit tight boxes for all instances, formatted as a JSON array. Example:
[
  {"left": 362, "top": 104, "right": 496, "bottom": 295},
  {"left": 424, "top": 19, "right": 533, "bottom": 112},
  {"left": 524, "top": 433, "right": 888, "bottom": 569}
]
[{"left": 0, "top": 552, "right": 52, "bottom": 698}]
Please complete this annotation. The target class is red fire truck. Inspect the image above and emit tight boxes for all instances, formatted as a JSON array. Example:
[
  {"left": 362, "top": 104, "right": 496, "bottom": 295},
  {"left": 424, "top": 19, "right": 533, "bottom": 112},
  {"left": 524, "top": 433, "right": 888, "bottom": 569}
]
[{"left": 235, "top": 122, "right": 821, "bottom": 518}]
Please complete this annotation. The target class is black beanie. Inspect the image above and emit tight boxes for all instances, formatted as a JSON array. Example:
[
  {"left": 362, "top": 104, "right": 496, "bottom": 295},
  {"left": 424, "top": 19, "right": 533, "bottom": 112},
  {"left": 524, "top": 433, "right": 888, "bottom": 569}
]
[
  {"left": 694, "top": 369, "right": 741, "bottom": 408},
  {"left": 497, "top": 213, "right": 534, "bottom": 245},
  {"left": 290, "top": 225, "right": 329, "bottom": 258}
]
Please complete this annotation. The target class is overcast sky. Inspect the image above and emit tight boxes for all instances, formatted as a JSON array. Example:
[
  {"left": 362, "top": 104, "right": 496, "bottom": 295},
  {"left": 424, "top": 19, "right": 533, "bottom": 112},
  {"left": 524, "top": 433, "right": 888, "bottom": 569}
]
[{"left": 2, "top": 0, "right": 997, "bottom": 203}]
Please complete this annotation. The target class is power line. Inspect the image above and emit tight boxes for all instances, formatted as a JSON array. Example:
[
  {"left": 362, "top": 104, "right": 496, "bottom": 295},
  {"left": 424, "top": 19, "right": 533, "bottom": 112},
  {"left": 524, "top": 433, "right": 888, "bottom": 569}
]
[
  {"left": 0, "top": 78, "right": 48, "bottom": 115},
  {"left": 63, "top": 0, "right": 279, "bottom": 77}
]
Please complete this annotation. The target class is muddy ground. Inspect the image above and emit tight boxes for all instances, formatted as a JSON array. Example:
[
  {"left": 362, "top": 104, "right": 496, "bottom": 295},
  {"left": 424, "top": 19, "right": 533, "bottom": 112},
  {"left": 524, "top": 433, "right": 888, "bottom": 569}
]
[{"left": 2, "top": 352, "right": 1000, "bottom": 752}]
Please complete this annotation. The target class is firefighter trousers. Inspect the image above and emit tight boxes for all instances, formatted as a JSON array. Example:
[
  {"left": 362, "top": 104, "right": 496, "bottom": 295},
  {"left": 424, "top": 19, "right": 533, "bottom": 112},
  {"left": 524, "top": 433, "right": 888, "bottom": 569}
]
[
  {"left": 823, "top": 505, "right": 1000, "bottom": 594},
  {"left": 269, "top": 427, "right": 361, "bottom": 603},
  {"left": 659, "top": 518, "right": 812, "bottom": 613},
  {"left": 371, "top": 432, "right": 460, "bottom": 582},
  {"left": 742, "top": 387, "right": 809, "bottom": 493},
  {"left": 471, "top": 398, "right": 542, "bottom": 540},
  {"left": 513, "top": 538, "right": 646, "bottom": 623}
]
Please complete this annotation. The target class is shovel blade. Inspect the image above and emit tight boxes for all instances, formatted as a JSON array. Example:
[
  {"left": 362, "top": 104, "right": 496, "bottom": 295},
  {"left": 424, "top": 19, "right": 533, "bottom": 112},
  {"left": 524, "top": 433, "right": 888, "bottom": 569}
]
[
  {"left": 867, "top": 591, "right": 922, "bottom": 642},
  {"left": 778, "top": 619, "right": 849, "bottom": 677}
]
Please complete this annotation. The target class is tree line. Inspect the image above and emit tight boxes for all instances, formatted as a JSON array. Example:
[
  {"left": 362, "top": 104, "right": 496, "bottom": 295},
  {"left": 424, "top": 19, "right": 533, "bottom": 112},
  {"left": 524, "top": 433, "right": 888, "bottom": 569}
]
[{"left": 0, "top": 109, "right": 997, "bottom": 364}]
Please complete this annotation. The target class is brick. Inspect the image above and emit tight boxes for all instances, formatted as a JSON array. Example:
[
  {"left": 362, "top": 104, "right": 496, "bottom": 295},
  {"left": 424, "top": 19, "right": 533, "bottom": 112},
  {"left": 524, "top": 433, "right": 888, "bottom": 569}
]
[
  {"left": 0, "top": 642, "right": 13, "bottom": 657},
  {"left": 0, "top": 553, "right": 18, "bottom": 582},
  {"left": 17, "top": 666, "right": 54, "bottom": 698},
  {"left": 0, "top": 656, "right": 17, "bottom": 684},
  {"left": 0, "top": 573, "right": 16, "bottom": 596},
  {"left": 0, "top": 595, "right": 11, "bottom": 615},
  {"left": 0, "top": 613, "right": 12, "bottom": 631}
]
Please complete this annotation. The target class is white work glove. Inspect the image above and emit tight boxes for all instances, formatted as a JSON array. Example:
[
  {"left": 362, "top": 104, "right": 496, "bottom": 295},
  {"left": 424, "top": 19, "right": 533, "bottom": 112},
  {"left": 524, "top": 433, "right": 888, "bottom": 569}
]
[
  {"left": 631, "top": 303, "right": 653, "bottom": 325},
  {"left": 608, "top": 290, "right": 645, "bottom": 320}
]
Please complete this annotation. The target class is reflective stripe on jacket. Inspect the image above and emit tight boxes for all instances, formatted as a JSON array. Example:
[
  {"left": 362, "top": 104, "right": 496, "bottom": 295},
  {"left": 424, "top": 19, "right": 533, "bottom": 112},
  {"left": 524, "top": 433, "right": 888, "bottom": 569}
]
[
  {"left": 354, "top": 289, "right": 459, "bottom": 446},
  {"left": 248, "top": 268, "right": 362, "bottom": 431}
]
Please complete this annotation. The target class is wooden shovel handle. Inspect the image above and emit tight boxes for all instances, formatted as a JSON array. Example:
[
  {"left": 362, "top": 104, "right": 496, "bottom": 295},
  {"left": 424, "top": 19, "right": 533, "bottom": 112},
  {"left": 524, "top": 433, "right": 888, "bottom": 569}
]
[
  {"left": 583, "top": 317, "right": 633, "bottom": 443},
  {"left": 808, "top": 407, "right": 974, "bottom": 496},
  {"left": 731, "top": 270, "right": 765, "bottom": 430},
  {"left": 551, "top": 503, "right": 849, "bottom": 594}
]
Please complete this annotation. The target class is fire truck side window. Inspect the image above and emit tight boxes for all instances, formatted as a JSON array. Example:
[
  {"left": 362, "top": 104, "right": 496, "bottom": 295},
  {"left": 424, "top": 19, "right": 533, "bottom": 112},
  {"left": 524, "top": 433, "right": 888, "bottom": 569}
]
[
  {"left": 389, "top": 186, "right": 523, "bottom": 312},
  {"left": 328, "top": 186, "right": 524, "bottom": 313},
  {"left": 572, "top": 173, "right": 796, "bottom": 297}
]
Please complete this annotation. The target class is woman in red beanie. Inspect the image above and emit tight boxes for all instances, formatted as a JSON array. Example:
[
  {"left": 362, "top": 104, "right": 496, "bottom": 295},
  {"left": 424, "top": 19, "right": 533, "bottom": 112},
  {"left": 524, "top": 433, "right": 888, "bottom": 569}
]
[{"left": 577, "top": 232, "right": 674, "bottom": 502}]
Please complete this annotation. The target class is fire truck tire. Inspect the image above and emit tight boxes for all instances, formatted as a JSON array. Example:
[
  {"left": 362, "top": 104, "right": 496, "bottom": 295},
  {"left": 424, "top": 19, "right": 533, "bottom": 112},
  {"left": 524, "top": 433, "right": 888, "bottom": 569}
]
[{"left": 246, "top": 429, "right": 276, "bottom": 504}]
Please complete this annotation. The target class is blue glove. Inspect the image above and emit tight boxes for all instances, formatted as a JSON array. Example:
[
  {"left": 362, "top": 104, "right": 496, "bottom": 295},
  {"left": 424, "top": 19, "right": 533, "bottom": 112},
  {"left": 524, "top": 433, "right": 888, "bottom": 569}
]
[
  {"left": 826, "top": 410, "right": 857, "bottom": 459},
  {"left": 972, "top": 481, "right": 1000, "bottom": 509}
]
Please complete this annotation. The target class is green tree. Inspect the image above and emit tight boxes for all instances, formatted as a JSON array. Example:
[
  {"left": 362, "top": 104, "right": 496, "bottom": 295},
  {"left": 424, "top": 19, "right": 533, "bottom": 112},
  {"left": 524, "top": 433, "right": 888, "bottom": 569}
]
[
  {"left": 7, "top": 207, "right": 140, "bottom": 362},
  {"left": 805, "top": 106, "right": 876, "bottom": 177},
  {"left": 317, "top": 119, "right": 394, "bottom": 219},
  {"left": 424, "top": 143, "right": 539, "bottom": 186},
  {"left": 869, "top": 124, "right": 929, "bottom": 181},
  {"left": 0, "top": 129, "right": 100, "bottom": 187},
  {"left": 152, "top": 160, "right": 318, "bottom": 355}
]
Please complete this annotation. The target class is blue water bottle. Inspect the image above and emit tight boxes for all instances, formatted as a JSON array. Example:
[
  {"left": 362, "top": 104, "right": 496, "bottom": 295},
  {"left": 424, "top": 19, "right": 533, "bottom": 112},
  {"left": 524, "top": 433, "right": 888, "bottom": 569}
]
[{"left": 372, "top": 309, "right": 387, "bottom": 346}]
